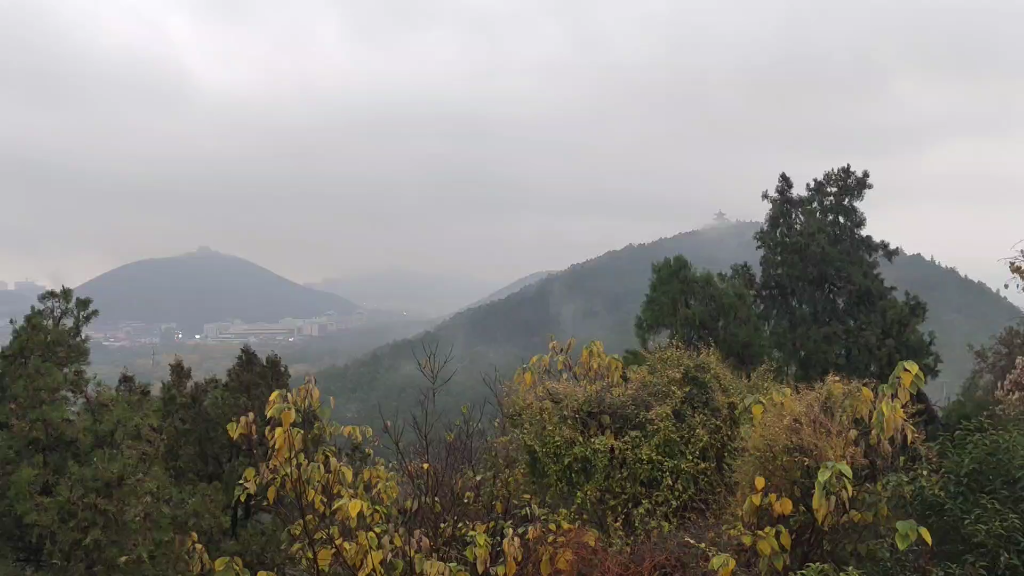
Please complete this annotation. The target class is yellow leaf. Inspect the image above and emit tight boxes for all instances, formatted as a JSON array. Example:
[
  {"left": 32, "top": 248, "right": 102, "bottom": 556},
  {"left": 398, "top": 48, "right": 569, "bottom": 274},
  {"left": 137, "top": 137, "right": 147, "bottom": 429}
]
[
  {"left": 900, "top": 367, "right": 914, "bottom": 389},
  {"left": 756, "top": 539, "right": 772, "bottom": 557},
  {"left": 257, "top": 572, "right": 277, "bottom": 576},
  {"left": 348, "top": 499, "right": 362, "bottom": 519},
  {"left": 422, "top": 463, "right": 430, "bottom": 471},
  {"left": 214, "top": 557, "right": 230, "bottom": 571},
  {"left": 779, "top": 528, "right": 791, "bottom": 551},
  {"left": 751, "top": 403, "right": 764, "bottom": 421},
  {"left": 338, "top": 464, "right": 353, "bottom": 484},
  {"left": 540, "top": 553, "right": 552, "bottom": 576},
  {"left": 780, "top": 497, "right": 794, "bottom": 516},
  {"left": 750, "top": 493, "right": 762, "bottom": 506},
  {"left": 918, "top": 526, "right": 933, "bottom": 546},
  {"left": 317, "top": 547, "right": 333, "bottom": 570},
  {"left": 555, "top": 550, "right": 573, "bottom": 570},
  {"left": 267, "top": 485, "right": 277, "bottom": 505},
  {"left": 281, "top": 407, "right": 295, "bottom": 429},
  {"left": 754, "top": 476, "right": 766, "bottom": 491},
  {"left": 861, "top": 386, "right": 874, "bottom": 402}
]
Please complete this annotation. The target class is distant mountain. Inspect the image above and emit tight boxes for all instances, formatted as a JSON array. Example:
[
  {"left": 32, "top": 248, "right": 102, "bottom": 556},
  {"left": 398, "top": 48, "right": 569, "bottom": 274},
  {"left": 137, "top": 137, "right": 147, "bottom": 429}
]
[
  {"left": 76, "top": 247, "right": 359, "bottom": 335},
  {"left": 317, "top": 222, "right": 1022, "bottom": 424},
  {"left": 308, "top": 269, "right": 502, "bottom": 318},
  {"left": 457, "top": 271, "right": 554, "bottom": 313}
]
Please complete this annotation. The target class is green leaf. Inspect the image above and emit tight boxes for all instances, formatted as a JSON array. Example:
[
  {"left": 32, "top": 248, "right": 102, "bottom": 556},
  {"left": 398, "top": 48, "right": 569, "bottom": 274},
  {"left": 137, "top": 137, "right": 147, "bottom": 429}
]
[
  {"left": 817, "top": 466, "right": 833, "bottom": 484},
  {"left": 895, "top": 520, "right": 916, "bottom": 534},
  {"left": 836, "top": 462, "right": 853, "bottom": 479},
  {"left": 895, "top": 531, "right": 912, "bottom": 551}
]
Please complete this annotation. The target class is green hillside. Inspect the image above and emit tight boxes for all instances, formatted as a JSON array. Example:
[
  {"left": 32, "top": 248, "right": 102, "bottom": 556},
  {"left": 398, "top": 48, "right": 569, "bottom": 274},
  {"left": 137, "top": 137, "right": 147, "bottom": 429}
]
[
  {"left": 318, "top": 222, "right": 1021, "bottom": 422},
  {"left": 456, "top": 270, "right": 554, "bottom": 313}
]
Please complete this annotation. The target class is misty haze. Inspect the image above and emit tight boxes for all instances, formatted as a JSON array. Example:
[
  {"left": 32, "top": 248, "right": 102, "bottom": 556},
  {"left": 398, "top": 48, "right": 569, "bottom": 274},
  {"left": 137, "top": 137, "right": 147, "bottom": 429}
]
[{"left": 2, "top": 2, "right": 1023, "bottom": 575}]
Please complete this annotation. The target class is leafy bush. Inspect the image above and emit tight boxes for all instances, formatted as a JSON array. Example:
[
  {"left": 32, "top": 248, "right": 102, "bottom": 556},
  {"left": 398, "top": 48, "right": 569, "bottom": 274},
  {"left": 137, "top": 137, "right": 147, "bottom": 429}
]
[
  {"left": 504, "top": 340, "right": 743, "bottom": 541},
  {"left": 716, "top": 361, "right": 934, "bottom": 575},
  {"left": 193, "top": 373, "right": 595, "bottom": 576},
  {"left": 910, "top": 414, "right": 1024, "bottom": 575}
]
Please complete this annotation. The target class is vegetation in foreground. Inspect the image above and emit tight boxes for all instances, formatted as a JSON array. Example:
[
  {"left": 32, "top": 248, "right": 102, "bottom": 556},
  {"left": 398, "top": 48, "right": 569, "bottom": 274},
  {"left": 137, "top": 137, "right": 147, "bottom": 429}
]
[{"left": 1, "top": 165, "right": 1022, "bottom": 575}]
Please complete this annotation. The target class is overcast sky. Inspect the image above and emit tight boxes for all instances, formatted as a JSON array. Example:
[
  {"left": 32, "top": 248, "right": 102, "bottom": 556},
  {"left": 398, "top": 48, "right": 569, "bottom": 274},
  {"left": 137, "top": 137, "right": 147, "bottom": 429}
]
[{"left": 1, "top": 0, "right": 1022, "bottom": 304}]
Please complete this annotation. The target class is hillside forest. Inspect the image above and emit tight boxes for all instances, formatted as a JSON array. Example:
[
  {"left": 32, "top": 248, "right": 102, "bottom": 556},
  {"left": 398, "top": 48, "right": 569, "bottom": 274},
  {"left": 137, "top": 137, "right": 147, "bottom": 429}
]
[{"left": 3, "top": 165, "right": 1024, "bottom": 575}]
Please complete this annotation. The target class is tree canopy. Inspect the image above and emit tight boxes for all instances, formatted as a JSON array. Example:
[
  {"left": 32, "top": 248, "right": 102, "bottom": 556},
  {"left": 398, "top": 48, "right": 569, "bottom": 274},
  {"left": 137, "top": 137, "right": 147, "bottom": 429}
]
[
  {"left": 634, "top": 258, "right": 765, "bottom": 374},
  {"left": 754, "top": 166, "right": 940, "bottom": 383},
  {"left": 635, "top": 166, "right": 942, "bottom": 389}
]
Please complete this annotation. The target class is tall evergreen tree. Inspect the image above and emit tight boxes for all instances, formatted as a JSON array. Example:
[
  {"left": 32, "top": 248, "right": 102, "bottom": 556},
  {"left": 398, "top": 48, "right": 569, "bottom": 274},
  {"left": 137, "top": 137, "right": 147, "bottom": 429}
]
[
  {"left": 0, "top": 289, "right": 98, "bottom": 565},
  {"left": 754, "top": 166, "right": 940, "bottom": 382},
  {"left": 0, "top": 289, "right": 185, "bottom": 574},
  {"left": 634, "top": 257, "right": 766, "bottom": 373}
]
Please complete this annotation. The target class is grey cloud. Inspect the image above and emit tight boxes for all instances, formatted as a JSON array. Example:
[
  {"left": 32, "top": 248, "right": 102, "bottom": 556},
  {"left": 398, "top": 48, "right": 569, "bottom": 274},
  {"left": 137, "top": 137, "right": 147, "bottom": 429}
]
[{"left": 0, "top": 0, "right": 1021, "bottom": 304}]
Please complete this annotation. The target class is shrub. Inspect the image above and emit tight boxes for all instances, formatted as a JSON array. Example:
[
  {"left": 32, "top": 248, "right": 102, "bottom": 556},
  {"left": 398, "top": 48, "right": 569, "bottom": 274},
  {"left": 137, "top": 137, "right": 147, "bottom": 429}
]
[
  {"left": 718, "top": 361, "right": 934, "bottom": 574},
  {"left": 191, "top": 374, "right": 594, "bottom": 576},
  {"left": 910, "top": 414, "right": 1024, "bottom": 575},
  {"left": 503, "top": 340, "right": 743, "bottom": 541}
]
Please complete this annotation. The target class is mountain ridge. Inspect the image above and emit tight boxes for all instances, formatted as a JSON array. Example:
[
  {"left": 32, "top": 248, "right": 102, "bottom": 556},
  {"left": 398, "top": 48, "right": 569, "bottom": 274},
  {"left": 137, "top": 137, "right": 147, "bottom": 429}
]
[{"left": 316, "top": 221, "right": 1022, "bottom": 422}]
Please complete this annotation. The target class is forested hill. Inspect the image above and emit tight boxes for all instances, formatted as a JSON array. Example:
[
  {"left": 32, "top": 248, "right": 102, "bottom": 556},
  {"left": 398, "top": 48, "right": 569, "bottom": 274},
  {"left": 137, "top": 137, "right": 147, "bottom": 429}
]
[
  {"left": 76, "top": 247, "right": 359, "bottom": 335},
  {"left": 452, "top": 270, "right": 554, "bottom": 315},
  {"left": 317, "top": 221, "right": 1022, "bottom": 422}
]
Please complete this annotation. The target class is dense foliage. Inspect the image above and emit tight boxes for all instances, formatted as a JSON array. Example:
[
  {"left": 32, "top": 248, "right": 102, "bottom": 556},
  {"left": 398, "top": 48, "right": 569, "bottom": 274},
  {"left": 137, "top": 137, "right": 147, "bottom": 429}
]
[
  {"left": 754, "top": 166, "right": 940, "bottom": 383},
  {"left": 505, "top": 341, "right": 743, "bottom": 539},
  {"left": 634, "top": 260, "right": 765, "bottom": 374},
  {"left": 910, "top": 414, "right": 1024, "bottom": 573}
]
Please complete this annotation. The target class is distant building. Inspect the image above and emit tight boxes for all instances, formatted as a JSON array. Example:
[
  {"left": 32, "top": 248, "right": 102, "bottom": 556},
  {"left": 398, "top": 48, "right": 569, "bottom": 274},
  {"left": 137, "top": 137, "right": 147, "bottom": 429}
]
[
  {"left": 0, "top": 280, "right": 7, "bottom": 291},
  {"left": 199, "top": 311, "right": 365, "bottom": 342},
  {"left": 13, "top": 281, "right": 45, "bottom": 295},
  {"left": 335, "top": 309, "right": 367, "bottom": 330},
  {"left": 203, "top": 321, "right": 298, "bottom": 341}
]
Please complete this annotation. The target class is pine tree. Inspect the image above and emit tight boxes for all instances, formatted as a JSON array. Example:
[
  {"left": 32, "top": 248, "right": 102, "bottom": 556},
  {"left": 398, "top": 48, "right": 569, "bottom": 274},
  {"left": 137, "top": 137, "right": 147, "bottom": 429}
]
[
  {"left": 0, "top": 289, "right": 184, "bottom": 573},
  {"left": 754, "top": 166, "right": 940, "bottom": 383}
]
